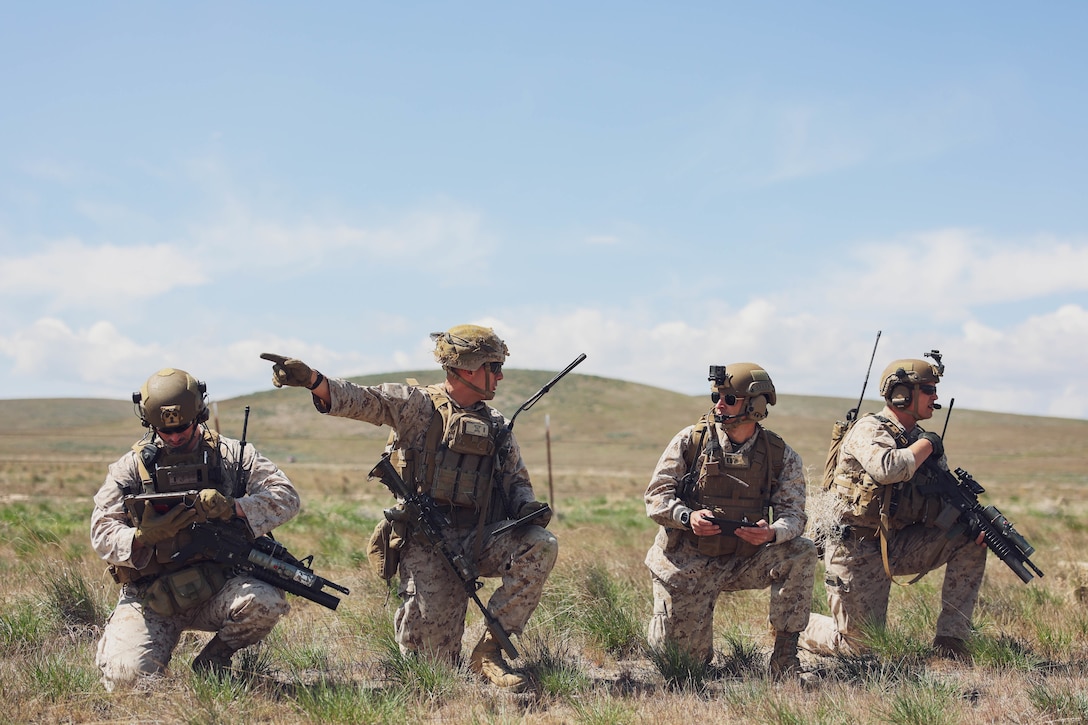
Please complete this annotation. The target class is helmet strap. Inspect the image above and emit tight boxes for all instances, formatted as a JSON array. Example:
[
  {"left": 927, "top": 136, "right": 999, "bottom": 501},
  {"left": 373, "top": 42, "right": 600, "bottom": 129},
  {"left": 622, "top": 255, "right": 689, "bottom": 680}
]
[{"left": 446, "top": 368, "right": 496, "bottom": 401}]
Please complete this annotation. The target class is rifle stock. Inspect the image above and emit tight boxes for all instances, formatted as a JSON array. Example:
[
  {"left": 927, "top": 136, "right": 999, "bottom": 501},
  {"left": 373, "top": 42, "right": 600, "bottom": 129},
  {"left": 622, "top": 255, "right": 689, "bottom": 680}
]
[{"left": 369, "top": 453, "right": 519, "bottom": 659}]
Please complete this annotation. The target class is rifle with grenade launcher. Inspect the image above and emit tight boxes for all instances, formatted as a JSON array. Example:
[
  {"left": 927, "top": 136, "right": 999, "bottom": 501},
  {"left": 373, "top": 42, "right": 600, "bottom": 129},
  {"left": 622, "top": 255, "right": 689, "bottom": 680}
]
[
  {"left": 124, "top": 406, "right": 350, "bottom": 609},
  {"left": 922, "top": 399, "right": 1044, "bottom": 584}
]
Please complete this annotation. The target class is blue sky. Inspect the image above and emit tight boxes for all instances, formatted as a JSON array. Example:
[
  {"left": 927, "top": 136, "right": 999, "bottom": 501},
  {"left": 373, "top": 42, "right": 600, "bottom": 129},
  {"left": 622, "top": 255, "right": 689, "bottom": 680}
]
[{"left": 2, "top": 2, "right": 1086, "bottom": 419}]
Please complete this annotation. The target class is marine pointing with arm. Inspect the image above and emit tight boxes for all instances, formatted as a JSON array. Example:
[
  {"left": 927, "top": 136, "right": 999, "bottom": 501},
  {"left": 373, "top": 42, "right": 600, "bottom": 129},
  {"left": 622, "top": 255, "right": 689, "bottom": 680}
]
[{"left": 261, "top": 325, "right": 557, "bottom": 692}]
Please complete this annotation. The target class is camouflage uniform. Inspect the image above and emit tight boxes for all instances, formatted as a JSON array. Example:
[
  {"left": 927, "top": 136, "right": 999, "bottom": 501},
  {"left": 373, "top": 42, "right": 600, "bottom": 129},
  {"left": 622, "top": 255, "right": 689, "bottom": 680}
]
[
  {"left": 800, "top": 408, "right": 986, "bottom": 656},
  {"left": 315, "top": 378, "right": 557, "bottom": 662},
  {"left": 645, "top": 421, "right": 815, "bottom": 664},
  {"left": 91, "top": 434, "right": 299, "bottom": 690}
]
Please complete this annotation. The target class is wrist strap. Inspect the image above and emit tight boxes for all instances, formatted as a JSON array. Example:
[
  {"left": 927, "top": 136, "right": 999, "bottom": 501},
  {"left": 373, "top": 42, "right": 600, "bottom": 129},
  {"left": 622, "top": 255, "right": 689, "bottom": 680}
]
[{"left": 307, "top": 372, "right": 325, "bottom": 391}]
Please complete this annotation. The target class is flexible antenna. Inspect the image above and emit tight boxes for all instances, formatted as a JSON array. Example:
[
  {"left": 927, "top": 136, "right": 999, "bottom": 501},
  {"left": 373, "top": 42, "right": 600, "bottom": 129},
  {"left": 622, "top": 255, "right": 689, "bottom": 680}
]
[
  {"left": 847, "top": 331, "right": 882, "bottom": 423},
  {"left": 941, "top": 398, "right": 955, "bottom": 439}
]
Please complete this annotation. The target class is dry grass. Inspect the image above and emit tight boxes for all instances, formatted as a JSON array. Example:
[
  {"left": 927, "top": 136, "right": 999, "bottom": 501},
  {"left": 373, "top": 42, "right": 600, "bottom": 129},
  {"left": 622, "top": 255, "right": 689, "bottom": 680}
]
[{"left": 2, "top": 373, "right": 1087, "bottom": 723}]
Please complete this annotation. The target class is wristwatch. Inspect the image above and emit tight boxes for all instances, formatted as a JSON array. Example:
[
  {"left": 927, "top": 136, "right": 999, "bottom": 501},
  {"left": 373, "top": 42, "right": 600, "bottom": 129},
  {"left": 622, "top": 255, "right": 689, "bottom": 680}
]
[{"left": 678, "top": 510, "right": 691, "bottom": 529}]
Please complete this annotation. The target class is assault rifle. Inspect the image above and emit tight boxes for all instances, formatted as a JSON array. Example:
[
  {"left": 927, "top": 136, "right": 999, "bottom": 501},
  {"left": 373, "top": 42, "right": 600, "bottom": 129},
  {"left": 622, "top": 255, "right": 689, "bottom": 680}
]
[
  {"left": 124, "top": 406, "right": 349, "bottom": 609},
  {"left": 923, "top": 463, "right": 1044, "bottom": 584},
  {"left": 369, "top": 452, "right": 520, "bottom": 659},
  {"left": 170, "top": 519, "right": 351, "bottom": 609}
]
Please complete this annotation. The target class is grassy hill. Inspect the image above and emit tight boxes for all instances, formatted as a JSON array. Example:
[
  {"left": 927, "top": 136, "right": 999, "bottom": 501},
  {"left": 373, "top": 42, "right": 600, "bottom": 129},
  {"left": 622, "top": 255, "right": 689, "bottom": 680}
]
[{"left": 3, "top": 368, "right": 1085, "bottom": 498}]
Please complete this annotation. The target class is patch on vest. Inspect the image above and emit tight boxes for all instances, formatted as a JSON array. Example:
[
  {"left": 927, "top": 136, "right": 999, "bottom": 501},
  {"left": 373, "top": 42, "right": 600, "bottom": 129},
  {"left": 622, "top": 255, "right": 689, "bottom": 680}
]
[{"left": 721, "top": 452, "right": 748, "bottom": 468}]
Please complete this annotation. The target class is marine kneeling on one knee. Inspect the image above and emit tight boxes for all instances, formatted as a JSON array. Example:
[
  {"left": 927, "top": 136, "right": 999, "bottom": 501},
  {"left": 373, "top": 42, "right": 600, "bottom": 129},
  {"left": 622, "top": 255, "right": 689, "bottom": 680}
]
[{"left": 91, "top": 368, "right": 302, "bottom": 689}]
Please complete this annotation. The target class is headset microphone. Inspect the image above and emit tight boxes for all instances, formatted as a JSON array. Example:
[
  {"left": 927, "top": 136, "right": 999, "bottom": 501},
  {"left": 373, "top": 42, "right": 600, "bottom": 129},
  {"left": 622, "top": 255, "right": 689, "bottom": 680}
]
[{"left": 932, "top": 403, "right": 942, "bottom": 410}]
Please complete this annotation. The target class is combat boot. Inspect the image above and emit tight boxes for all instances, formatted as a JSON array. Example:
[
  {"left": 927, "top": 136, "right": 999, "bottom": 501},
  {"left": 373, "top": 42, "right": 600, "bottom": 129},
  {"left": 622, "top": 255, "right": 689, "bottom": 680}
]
[
  {"left": 469, "top": 630, "right": 526, "bottom": 691},
  {"left": 932, "top": 635, "right": 973, "bottom": 664},
  {"left": 769, "top": 631, "right": 819, "bottom": 688},
  {"left": 192, "top": 634, "right": 236, "bottom": 676},
  {"left": 768, "top": 630, "right": 802, "bottom": 680}
]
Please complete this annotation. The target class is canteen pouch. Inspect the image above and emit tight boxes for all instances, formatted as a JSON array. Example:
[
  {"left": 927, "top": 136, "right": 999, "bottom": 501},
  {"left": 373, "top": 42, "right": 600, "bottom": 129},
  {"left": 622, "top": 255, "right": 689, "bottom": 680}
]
[
  {"left": 143, "top": 564, "right": 226, "bottom": 617},
  {"left": 366, "top": 515, "right": 407, "bottom": 581}
]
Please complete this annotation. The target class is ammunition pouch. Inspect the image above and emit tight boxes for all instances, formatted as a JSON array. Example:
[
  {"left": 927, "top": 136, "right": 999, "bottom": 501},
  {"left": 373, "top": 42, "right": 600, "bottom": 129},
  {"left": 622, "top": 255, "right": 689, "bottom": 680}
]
[
  {"left": 415, "top": 386, "right": 497, "bottom": 509},
  {"left": 142, "top": 563, "right": 227, "bottom": 617},
  {"left": 366, "top": 512, "right": 408, "bottom": 581},
  {"left": 840, "top": 473, "right": 944, "bottom": 532}
]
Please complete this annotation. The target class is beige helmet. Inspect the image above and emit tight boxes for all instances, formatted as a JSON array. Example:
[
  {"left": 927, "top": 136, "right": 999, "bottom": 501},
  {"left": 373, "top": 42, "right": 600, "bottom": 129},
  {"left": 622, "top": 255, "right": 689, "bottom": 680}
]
[
  {"left": 879, "top": 355, "right": 943, "bottom": 408},
  {"left": 709, "top": 362, "right": 777, "bottom": 422},
  {"left": 431, "top": 324, "right": 509, "bottom": 371},
  {"left": 133, "top": 368, "right": 209, "bottom": 430}
]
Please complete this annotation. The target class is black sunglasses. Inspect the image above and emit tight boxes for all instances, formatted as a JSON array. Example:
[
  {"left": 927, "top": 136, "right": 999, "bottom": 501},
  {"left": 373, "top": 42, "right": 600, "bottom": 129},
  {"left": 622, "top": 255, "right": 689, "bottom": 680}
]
[
  {"left": 484, "top": 361, "right": 503, "bottom": 374},
  {"left": 157, "top": 420, "right": 195, "bottom": 435},
  {"left": 918, "top": 384, "right": 938, "bottom": 395},
  {"left": 711, "top": 392, "right": 742, "bottom": 405}
]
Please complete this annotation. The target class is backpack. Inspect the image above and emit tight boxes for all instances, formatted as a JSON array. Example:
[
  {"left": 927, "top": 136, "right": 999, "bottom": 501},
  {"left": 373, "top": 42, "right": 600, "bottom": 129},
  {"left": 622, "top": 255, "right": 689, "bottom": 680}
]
[{"left": 822, "top": 413, "right": 857, "bottom": 491}]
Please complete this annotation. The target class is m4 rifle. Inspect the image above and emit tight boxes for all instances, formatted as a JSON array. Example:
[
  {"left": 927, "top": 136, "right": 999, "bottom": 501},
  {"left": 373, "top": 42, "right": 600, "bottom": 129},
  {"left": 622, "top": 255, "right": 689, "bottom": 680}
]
[
  {"left": 169, "top": 519, "right": 350, "bottom": 609},
  {"left": 369, "top": 452, "right": 520, "bottom": 658},
  {"left": 924, "top": 464, "right": 1044, "bottom": 584}
]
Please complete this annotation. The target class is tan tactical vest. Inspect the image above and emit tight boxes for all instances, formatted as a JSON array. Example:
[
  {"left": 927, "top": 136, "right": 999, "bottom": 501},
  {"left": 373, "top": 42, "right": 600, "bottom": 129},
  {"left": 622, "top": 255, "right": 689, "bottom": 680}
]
[
  {"left": 392, "top": 385, "right": 500, "bottom": 520},
  {"left": 112, "top": 428, "right": 235, "bottom": 586},
  {"left": 129, "top": 427, "right": 234, "bottom": 498},
  {"left": 681, "top": 418, "right": 785, "bottom": 558},
  {"left": 831, "top": 415, "right": 943, "bottom": 532}
]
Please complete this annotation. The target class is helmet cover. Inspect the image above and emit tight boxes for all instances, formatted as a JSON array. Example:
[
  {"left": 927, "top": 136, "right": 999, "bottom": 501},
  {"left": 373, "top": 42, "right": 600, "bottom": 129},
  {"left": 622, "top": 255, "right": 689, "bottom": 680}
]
[{"left": 431, "top": 325, "right": 509, "bottom": 371}]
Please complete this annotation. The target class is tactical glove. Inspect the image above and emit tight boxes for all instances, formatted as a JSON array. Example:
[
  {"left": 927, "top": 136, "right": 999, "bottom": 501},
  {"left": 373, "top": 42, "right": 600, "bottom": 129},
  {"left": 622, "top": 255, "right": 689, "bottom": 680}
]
[
  {"left": 517, "top": 500, "right": 552, "bottom": 529},
  {"left": 195, "top": 489, "right": 235, "bottom": 521},
  {"left": 260, "top": 352, "right": 316, "bottom": 389},
  {"left": 134, "top": 504, "right": 198, "bottom": 547},
  {"left": 920, "top": 431, "right": 944, "bottom": 460}
]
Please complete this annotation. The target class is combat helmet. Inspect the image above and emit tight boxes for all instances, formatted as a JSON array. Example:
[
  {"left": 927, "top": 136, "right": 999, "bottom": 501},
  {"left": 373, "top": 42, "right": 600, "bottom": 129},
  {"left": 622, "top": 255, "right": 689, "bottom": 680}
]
[
  {"left": 879, "top": 353, "right": 943, "bottom": 408},
  {"left": 133, "top": 368, "right": 209, "bottom": 430},
  {"left": 709, "top": 362, "right": 777, "bottom": 423},
  {"left": 431, "top": 325, "right": 509, "bottom": 371}
]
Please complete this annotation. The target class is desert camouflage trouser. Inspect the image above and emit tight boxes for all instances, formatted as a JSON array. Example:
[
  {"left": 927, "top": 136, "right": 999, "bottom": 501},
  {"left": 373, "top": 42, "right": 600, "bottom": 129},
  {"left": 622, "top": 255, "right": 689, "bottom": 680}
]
[
  {"left": 800, "top": 522, "right": 987, "bottom": 657},
  {"left": 95, "top": 576, "right": 289, "bottom": 691},
  {"left": 645, "top": 533, "right": 817, "bottom": 665},
  {"left": 394, "top": 523, "right": 558, "bottom": 663}
]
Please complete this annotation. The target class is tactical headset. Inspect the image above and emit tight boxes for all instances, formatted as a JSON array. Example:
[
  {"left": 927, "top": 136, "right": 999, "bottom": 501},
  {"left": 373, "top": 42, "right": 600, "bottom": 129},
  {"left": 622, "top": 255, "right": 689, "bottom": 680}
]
[{"left": 879, "top": 351, "right": 944, "bottom": 410}]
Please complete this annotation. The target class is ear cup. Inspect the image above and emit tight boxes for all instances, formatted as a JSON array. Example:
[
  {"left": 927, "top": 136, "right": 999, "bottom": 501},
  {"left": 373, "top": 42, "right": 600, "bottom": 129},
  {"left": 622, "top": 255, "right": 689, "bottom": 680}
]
[
  {"left": 746, "top": 395, "right": 770, "bottom": 420},
  {"left": 889, "top": 383, "right": 912, "bottom": 408}
]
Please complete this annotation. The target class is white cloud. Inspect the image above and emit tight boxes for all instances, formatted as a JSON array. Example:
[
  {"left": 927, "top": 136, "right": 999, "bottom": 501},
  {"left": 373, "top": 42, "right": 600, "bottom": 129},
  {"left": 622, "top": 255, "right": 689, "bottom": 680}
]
[
  {"left": 187, "top": 198, "right": 495, "bottom": 279},
  {"left": 844, "top": 229, "right": 1088, "bottom": 321},
  {"left": 586, "top": 235, "right": 619, "bottom": 245},
  {"left": 0, "top": 239, "right": 207, "bottom": 309},
  {"left": 1, "top": 221, "right": 1085, "bottom": 420},
  {"left": 0, "top": 318, "right": 167, "bottom": 396}
]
